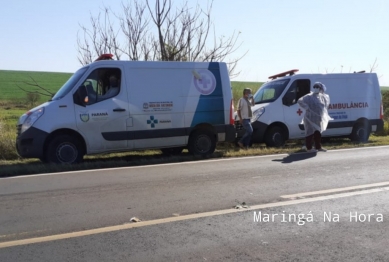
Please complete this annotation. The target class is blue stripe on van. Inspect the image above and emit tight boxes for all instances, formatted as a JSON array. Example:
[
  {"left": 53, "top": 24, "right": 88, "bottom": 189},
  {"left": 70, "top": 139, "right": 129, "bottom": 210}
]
[{"left": 190, "top": 62, "right": 225, "bottom": 127}]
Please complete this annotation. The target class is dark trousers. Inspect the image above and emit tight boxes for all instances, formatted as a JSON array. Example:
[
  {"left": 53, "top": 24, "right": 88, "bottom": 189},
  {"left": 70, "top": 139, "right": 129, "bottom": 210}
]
[{"left": 306, "top": 131, "right": 322, "bottom": 150}]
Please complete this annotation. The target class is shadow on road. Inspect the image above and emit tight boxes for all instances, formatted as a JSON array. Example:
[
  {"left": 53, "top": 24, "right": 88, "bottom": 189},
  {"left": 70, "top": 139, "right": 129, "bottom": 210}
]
[{"left": 272, "top": 152, "right": 317, "bottom": 163}]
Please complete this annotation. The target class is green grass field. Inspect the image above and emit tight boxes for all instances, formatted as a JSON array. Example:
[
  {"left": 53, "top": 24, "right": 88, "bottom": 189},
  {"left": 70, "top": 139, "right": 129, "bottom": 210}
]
[
  {"left": 0, "top": 70, "right": 262, "bottom": 105},
  {"left": 1, "top": 69, "right": 388, "bottom": 102},
  {"left": 0, "top": 70, "right": 72, "bottom": 102}
]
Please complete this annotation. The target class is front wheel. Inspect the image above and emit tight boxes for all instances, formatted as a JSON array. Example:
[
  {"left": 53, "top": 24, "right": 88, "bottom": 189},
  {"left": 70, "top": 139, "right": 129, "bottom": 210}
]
[
  {"left": 188, "top": 129, "right": 216, "bottom": 156},
  {"left": 264, "top": 126, "right": 286, "bottom": 147},
  {"left": 46, "top": 135, "right": 84, "bottom": 164}
]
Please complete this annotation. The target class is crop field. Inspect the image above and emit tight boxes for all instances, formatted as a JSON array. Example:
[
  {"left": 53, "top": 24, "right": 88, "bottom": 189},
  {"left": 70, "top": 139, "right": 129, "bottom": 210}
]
[
  {"left": 0, "top": 70, "right": 262, "bottom": 105},
  {"left": 0, "top": 70, "right": 72, "bottom": 102}
]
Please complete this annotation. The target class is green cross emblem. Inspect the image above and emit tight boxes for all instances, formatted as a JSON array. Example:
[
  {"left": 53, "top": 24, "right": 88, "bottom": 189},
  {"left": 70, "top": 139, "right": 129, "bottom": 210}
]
[{"left": 147, "top": 116, "right": 158, "bottom": 128}]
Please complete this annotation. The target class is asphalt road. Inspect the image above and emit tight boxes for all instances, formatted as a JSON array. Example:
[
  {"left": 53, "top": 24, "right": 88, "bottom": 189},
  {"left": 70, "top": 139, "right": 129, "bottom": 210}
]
[{"left": 1, "top": 146, "right": 389, "bottom": 261}]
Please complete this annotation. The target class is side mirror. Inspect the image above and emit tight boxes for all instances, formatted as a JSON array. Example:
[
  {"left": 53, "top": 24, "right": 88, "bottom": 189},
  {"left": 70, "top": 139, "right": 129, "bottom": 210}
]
[
  {"left": 73, "top": 85, "right": 88, "bottom": 107},
  {"left": 282, "top": 93, "right": 295, "bottom": 106}
]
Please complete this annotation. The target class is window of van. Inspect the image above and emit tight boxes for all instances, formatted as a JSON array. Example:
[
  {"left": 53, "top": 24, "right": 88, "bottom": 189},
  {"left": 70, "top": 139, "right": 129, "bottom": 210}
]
[
  {"left": 283, "top": 79, "right": 311, "bottom": 105},
  {"left": 82, "top": 68, "right": 122, "bottom": 105},
  {"left": 254, "top": 79, "right": 290, "bottom": 104},
  {"left": 52, "top": 66, "right": 89, "bottom": 101}
]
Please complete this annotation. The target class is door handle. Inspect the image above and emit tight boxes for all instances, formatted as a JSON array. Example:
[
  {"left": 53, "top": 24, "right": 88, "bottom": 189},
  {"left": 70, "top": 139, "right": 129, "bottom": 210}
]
[{"left": 113, "top": 108, "right": 126, "bottom": 112}]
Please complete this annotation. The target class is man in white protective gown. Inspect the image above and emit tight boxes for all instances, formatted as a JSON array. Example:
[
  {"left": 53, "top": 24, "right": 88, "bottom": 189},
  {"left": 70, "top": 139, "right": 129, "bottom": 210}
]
[{"left": 298, "top": 82, "right": 332, "bottom": 152}]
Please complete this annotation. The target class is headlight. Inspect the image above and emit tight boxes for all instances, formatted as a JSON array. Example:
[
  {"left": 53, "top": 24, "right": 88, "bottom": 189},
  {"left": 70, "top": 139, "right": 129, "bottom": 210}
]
[
  {"left": 21, "top": 108, "right": 45, "bottom": 133},
  {"left": 251, "top": 107, "right": 265, "bottom": 122}
]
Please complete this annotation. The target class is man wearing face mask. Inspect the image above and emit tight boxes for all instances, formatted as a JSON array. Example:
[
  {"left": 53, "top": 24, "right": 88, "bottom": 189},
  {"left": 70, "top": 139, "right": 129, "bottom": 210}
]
[{"left": 298, "top": 82, "right": 332, "bottom": 152}]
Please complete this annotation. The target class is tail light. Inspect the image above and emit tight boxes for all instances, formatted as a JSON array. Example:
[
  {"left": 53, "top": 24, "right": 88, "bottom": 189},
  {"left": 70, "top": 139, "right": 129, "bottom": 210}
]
[
  {"left": 229, "top": 99, "right": 234, "bottom": 125},
  {"left": 380, "top": 101, "right": 384, "bottom": 119}
]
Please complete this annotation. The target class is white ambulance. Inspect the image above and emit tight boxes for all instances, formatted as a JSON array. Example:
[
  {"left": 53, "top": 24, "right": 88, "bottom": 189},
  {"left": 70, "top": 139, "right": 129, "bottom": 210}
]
[
  {"left": 235, "top": 69, "right": 384, "bottom": 146},
  {"left": 16, "top": 55, "right": 235, "bottom": 163}
]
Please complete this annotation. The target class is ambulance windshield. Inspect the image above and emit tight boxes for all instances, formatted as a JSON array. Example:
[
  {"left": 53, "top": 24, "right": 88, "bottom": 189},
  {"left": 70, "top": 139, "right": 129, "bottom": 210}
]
[
  {"left": 51, "top": 67, "right": 89, "bottom": 101},
  {"left": 254, "top": 79, "right": 290, "bottom": 104}
]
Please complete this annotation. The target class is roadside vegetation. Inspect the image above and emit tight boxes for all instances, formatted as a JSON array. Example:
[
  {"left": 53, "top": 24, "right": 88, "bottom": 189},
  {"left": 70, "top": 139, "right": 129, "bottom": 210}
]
[{"left": 1, "top": 70, "right": 389, "bottom": 177}]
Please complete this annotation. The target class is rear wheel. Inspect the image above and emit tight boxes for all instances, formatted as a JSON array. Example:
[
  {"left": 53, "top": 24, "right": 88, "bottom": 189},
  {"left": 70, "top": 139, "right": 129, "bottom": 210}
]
[
  {"left": 350, "top": 122, "right": 371, "bottom": 142},
  {"left": 188, "top": 129, "right": 216, "bottom": 156},
  {"left": 264, "top": 126, "right": 286, "bottom": 147},
  {"left": 46, "top": 135, "right": 84, "bottom": 164}
]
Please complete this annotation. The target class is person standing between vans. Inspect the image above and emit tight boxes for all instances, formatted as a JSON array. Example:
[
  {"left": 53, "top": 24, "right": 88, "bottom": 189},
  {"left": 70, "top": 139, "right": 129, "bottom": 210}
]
[
  {"left": 298, "top": 82, "right": 332, "bottom": 152},
  {"left": 237, "top": 88, "right": 255, "bottom": 149}
]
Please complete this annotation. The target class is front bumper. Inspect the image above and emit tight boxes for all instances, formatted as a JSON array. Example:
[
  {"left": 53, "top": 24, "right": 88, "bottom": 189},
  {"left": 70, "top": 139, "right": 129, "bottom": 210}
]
[{"left": 16, "top": 126, "right": 49, "bottom": 158}]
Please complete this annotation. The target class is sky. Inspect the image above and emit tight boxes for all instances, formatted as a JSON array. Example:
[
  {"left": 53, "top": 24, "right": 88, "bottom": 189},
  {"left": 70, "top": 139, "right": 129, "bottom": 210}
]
[{"left": 1, "top": 0, "right": 388, "bottom": 85}]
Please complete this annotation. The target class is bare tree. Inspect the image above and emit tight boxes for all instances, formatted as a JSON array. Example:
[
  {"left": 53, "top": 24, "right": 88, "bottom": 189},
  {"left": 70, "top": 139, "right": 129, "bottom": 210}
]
[
  {"left": 26, "top": 93, "right": 41, "bottom": 108},
  {"left": 16, "top": 76, "right": 54, "bottom": 97},
  {"left": 77, "top": 8, "right": 122, "bottom": 65},
  {"left": 369, "top": 58, "right": 378, "bottom": 73},
  {"left": 77, "top": 0, "right": 245, "bottom": 77}
]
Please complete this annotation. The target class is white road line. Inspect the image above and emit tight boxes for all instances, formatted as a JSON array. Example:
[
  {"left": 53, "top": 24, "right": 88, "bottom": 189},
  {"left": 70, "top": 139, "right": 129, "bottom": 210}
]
[
  {"left": 1, "top": 185, "right": 388, "bottom": 249},
  {"left": 3, "top": 145, "right": 389, "bottom": 180},
  {"left": 281, "top": 181, "right": 389, "bottom": 199}
]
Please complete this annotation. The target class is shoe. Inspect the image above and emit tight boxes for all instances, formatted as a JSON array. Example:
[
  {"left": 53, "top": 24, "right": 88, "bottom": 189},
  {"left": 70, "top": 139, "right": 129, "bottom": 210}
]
[
  {"left": 308, "top": 149, "right": 318, "bottom": 153},
  {"left": 317, "top": 148, "right": 327, "bottom": 152},
  {"left": 301, "top": 145, "right": 307, "bottom": 152},
  {"left": 238, "top": 142, "right": 244, "bottom": 149}
]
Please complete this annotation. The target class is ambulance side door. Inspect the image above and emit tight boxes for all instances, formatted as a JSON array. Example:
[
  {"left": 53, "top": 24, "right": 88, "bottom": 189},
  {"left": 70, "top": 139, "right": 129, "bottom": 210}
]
[
  {"left": 282, "top": 79, "right": 311, "bottom": 138},
  {"left": 74, "top": 66, "right": 130, "bottom": 153}
]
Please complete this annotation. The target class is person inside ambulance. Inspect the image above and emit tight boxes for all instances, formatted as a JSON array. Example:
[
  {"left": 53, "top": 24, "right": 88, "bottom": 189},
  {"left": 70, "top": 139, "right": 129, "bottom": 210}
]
[
  {"left": 297, "top": 82, "right": 332, "bottom": 152},
  {"left": 84, "top": 81, "right": 97, "bottom": 104},
  {"left": 99, "top": 75, "right": 120, "bottom": 100}
]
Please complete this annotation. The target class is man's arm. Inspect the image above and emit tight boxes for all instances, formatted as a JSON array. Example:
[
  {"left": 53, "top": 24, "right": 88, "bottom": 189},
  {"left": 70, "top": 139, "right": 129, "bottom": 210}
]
[
  {"left": 249, "top": 96, "right": 255, "bottom": 106},
  {"left": 297, "top": 96, "right": 309, "bottom": 110},
  {"left": 237, "top": 98, "right": 243, "bottom": 122}
]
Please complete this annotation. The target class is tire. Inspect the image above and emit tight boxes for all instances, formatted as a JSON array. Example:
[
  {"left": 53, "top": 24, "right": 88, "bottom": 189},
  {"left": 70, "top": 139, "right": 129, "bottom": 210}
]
[
  {"left": 188, "top": 129, "right": 216, "bottom": 156},
  {"left": 264, "top": 126, "right": 286, "bottom": 147},
  {"left": 350, "top": 122, "right": 371, "bottom": 142},
  {"left": 160, "top": 147, "right": 184, "bottom": 155},
  {"left": 46, "top": 135, "right": 84, "bottom": 164}
]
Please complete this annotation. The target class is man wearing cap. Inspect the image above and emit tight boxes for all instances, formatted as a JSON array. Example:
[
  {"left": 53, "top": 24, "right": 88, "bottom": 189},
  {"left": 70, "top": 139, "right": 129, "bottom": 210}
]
[{"left": 298, "top": 82, "right": 332, "bottom": 152}]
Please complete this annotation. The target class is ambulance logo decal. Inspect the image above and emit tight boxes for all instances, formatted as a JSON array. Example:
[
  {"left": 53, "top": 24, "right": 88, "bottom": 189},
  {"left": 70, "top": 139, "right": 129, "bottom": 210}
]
[
  {"left": 193, "top": 69, "right": 216, "bottom": 95},
  {"left": 147, "top": 115, "right": 158, "bottom": 128},
  {"left": 80, "top": 112, "right": 89, "bottom": 122}
]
